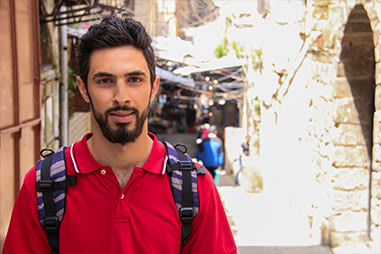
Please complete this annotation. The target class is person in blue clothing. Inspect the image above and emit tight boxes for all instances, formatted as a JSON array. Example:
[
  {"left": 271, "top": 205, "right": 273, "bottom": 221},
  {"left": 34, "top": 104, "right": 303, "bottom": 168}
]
[{"left": 196, "top": 125, "right": 224, "bottom": 179}]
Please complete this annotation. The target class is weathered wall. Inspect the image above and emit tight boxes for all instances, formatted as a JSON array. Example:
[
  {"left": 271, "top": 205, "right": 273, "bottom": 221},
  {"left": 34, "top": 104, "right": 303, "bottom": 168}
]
[
  {"left": 0, "top": 0, "right": 41, "bottom": 251},
  {"left": 243, "top": 0, "right": 380, "bottom": 250},
  {"left": 331, "top": 3, "right": 377, "bottom": 248}
]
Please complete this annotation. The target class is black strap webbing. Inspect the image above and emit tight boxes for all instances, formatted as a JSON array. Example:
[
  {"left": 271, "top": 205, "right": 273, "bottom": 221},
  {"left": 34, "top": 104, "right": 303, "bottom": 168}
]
[
  {"left": 175, "top": 149, "right": 194, "bottom": 247},
  {"left": 40, "top": 153, "right": 60, "bottom": 254}
]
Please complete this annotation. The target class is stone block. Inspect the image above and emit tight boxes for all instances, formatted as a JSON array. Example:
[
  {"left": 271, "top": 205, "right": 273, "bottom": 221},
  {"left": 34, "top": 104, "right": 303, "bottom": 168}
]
[
  {"left": 372, "top": 170, "right": 381, "bottom": 181},
  {"left": 374, "top": 158, "right": 380, "bottom": 171},
  {"left": 333, "top": 78, "right": 351, "bottom": 98},
  {"left": 375, "top": 85, "right": 381, "bottom": 111},
  {"left": 374, "top": 144, "right": 381, "bottom": 162},
  {"left": 334, "top": 98, "right": 357, "bottom": 123},
  {"left": 330, "top": 230, "right": 368, "bottom": 248},
  {"left": 370, "top": 225, "right": 381, "bottom": 247},
  {"left": 370, "top": 197, "right": 380, "bottom": 226},
  {"left": 331, "top": 189, "right": 368, "bottom": 211},
  {"left": 330, "top": 211, "right": 368, "bottom": 232},
  {"left": 337, "top": 62, "right": 345, "bottom": 78},
  {"left": 373, "top": 161, "right": 381, "bottom": 173},
  {"left": 371, "top": 172, "right": 381, "bottom": 199},
  {"left": 376, "top": 62, "right": 381, "bottom": 85},
  {"left": 334, "top": 97, "right": 374, "bottom": 124},
  {"left": 332, "top": 167, "right": 369, "bottom": 190},
  {"left": 372, "top": 24, "right": 380, "bottom": 46},
  {"left": 375, "top": 42, "right": 381, "bottom": 64},
  {"left": 332, "top": 124, "right": 367, "bottom": 146},
  {"left": 374, "top": 111, "right": 381, "bottom": 143},
  {"left": 333, "top": 146, "right": 370, "bottom": 167}
]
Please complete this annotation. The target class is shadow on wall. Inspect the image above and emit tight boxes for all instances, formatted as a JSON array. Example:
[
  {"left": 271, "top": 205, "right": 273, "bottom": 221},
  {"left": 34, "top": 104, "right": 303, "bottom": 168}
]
[{"left": 340, "top": 4, "right": 375, "bottom": 159}]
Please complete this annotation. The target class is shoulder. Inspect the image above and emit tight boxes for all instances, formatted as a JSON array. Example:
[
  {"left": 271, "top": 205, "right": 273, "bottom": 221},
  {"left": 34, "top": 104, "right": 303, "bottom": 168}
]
[
  {"left": 195, "top": 165, "right": 217, "bottom": 201},
  {"left": 9, "top": 165, "right": 39, "bottom": 212},
  {"left": 201, "top": 137, "right": 211, "bottom": 144},
  {"left": 22, "top": 165, "right": 38, "bottom": 193},
  {"left": 211, "top": 137, "right": 223, "bottom": 144}
]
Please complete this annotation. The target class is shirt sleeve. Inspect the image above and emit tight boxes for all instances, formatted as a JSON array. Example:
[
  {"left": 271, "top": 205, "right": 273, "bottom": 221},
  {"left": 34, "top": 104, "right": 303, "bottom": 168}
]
[
  {"left": 3, "top": 167, "right": 51, "bottom": 254},
  {"left": 181, "top": 171, "right": 237, "bottom": 254}
]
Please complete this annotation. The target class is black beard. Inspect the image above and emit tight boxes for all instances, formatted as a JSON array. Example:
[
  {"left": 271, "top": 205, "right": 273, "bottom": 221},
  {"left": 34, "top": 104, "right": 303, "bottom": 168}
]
[{"left": 90, "top": 103, "right": 150, "bottom": 145}]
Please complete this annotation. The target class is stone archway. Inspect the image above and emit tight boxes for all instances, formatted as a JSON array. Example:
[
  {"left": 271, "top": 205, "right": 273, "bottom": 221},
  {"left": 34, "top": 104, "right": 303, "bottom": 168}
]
[{"left": 332, "top": 3, "right": 376, "bottom": 246}]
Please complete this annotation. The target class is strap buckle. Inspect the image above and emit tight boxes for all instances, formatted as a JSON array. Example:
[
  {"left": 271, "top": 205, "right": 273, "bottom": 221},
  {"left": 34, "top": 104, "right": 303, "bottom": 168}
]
[
  {"left": 179, "top": 161, "right": 193, "bottom": 171},
  {"left": 179, "top": 207, "right": 194, "bottom": 224},
  {"left": 36, "top": 180, "right": 54, "bottom": 192},
  {"left": 43, "top": 216, "right": 59, "bottom": 232}
]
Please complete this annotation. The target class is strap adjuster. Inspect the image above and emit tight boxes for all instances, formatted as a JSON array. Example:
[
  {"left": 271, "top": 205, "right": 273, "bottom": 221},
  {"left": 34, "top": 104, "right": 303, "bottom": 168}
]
[
  {"left": 36, "top": 180, "right": 54, "bottom": 192},
  {"left": 179, "top": 161, "right": 193, "bottom": 171},
  {"left": 179, "top": 207, "right": 194, "bottom": 224},
  {"left": 43, "top": 216, "right": 59, "bottom": 232}
]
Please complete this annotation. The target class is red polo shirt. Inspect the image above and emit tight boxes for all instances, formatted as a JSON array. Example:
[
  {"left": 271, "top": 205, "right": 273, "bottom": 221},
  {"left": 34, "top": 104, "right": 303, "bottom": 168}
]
[{"left": 3, "top": 133, "right": 236, "bottom": 254}]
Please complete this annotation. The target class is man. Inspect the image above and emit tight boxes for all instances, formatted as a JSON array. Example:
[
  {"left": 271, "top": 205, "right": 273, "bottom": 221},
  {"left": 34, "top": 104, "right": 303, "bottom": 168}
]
[
  {"left": 196, "top": 125, "right": 224, "bottom": 179},
  {"left": 3, "top": 16, "right": 236, "bottom": 254}
]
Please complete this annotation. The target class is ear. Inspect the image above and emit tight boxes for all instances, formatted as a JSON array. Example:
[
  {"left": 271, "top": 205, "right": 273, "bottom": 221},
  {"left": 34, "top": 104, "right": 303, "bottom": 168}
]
[
  {"left": 76, "top": 76, "right": 90, "bottom": 103},
  {"left": 150, "top": 76, "right": 160, "bottom": 103}
]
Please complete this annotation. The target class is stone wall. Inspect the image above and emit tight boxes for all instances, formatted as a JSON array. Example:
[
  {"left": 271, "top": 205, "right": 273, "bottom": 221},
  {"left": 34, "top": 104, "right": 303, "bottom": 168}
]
[{"left": 241, "top": 0, "right": 381, "bottom": 250}]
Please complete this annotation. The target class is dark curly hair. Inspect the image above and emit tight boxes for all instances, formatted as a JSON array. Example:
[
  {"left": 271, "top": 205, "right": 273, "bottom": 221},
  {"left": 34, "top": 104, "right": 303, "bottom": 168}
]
[{"left": 78, "top": 16, "right": 156, "bottom": 87}]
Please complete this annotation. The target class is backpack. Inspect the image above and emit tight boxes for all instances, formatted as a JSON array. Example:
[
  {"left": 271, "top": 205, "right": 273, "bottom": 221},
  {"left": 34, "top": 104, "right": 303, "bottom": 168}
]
[{"left": 35, "top": 142, "right": 205, "bottom": 254}]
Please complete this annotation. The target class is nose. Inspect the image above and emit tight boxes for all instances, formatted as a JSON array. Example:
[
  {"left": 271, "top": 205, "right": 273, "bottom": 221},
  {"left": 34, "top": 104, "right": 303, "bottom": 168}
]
[{"left": 113, "top": 80, "right": 131, "bottom": 106}]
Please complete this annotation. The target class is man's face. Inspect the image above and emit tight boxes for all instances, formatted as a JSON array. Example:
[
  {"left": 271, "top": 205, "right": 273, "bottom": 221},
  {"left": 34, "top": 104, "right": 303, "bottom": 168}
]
[{"left": 77, "top": 45, "right": 159, "bottom": 145}]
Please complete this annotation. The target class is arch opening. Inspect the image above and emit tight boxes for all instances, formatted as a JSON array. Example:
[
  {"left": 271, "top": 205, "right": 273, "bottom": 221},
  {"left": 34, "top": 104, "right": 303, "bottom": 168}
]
[{"left": 340, "top": 4, "right": 376, "bottom": 240}]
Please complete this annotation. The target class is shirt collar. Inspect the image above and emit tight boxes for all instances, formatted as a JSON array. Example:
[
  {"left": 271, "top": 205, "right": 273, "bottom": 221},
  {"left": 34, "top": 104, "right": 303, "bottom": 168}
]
[{"left": 70, "top": 132, "right": 167, "bottom": 175}]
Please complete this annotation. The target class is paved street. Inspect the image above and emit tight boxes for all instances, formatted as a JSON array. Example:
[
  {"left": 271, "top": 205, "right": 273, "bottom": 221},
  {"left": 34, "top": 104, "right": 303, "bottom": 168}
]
[
  {"left": 160, "top": 133, "right": 333, "bottom": 254},
  {"left": 218, "top": 172, "right": 333, "bottom": 254}
]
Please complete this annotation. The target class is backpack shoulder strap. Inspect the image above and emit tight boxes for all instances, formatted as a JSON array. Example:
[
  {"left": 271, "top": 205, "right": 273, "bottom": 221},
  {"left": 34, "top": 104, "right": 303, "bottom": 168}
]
[
  {"left": 163, "top": 141, "right": 205, "bottom": 246},
  {"left": 36, "top": 147, "right": 77, "bottom": 254}
]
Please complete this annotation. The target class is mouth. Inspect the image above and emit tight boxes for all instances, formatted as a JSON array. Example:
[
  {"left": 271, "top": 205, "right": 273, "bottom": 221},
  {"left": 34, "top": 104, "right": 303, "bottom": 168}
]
[{"left": 109, "top": 110, "right": 135, "bottom": 123}]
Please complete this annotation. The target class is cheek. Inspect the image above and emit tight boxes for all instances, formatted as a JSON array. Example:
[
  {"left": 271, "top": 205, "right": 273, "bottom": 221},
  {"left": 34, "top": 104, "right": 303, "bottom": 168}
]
[
  {"left": 133, "top": 88, "right": 151, "bottom": 105},
  {"left": 88, "top": 90, "right": 111, "bottom": 110}
]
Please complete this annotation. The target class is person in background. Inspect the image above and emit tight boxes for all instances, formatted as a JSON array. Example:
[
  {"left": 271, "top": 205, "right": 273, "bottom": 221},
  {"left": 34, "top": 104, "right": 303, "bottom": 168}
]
[
  {"left": 234, "top": 141, "right": 250, "bottom": 185},
  {"left": 196, "top": 125, "right": 224, "bottom": 179},
  {"left": 200, "top": 123, "right": 210, "bottom": 139}
]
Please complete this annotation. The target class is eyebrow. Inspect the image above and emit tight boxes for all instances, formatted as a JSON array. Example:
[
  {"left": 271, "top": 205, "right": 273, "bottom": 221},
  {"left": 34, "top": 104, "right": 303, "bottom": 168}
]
[
  {"left": 93, "top": 72, "right": 115, "bottom": 80},
  {"left": 125, "top": 71, "right": 147, "bottom": 78},
  {"left": 92, "top": 71, "right": 147, "bottom": 80}
]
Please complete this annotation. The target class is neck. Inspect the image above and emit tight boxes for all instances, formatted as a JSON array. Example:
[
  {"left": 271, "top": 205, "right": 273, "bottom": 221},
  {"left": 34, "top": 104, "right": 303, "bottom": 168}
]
[{"left": 87, "top": 119, "right": 153, "bottom": 170}]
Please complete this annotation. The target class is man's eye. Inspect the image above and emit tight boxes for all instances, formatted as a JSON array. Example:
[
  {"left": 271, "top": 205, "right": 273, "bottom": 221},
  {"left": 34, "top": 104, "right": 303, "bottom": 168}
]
[
  {"left": 98, "top": 78, "right": 113, "bottom": 84},
  {"left": 128, "top": 77, "right": 142, "bottom": 83}
]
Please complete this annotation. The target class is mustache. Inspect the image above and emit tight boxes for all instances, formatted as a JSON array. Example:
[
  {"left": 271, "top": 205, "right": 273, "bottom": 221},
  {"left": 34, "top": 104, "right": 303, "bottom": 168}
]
[{"left": 106, "top": 106, "right": 139, "bottom": 115}]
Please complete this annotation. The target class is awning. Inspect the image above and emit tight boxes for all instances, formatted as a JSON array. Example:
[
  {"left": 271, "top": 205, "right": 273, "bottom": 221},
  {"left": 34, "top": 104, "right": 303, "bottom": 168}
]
[{"left": 156, "top": 67, "right": 195, "bottom": 88}]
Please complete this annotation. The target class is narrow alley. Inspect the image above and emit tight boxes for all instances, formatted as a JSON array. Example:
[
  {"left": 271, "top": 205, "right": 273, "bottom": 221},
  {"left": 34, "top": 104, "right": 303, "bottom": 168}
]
[{"left": 2, "top": 1, "right": 380, "bottom": 252}]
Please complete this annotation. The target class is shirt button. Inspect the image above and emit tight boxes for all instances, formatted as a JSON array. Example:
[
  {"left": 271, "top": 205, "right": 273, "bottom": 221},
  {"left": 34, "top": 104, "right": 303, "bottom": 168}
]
[
  {"left": 101, "top": 169, "right": 107, "bottom": 175},
  {"left": 121, "top": 194, "right": 125, "bottom": 199}
]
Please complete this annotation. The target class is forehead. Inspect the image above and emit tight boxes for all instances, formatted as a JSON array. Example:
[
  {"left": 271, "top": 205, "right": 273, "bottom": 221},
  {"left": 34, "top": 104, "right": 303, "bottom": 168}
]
[{"left": 88, "top": 45, "right": 149, "bottom": 76}]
